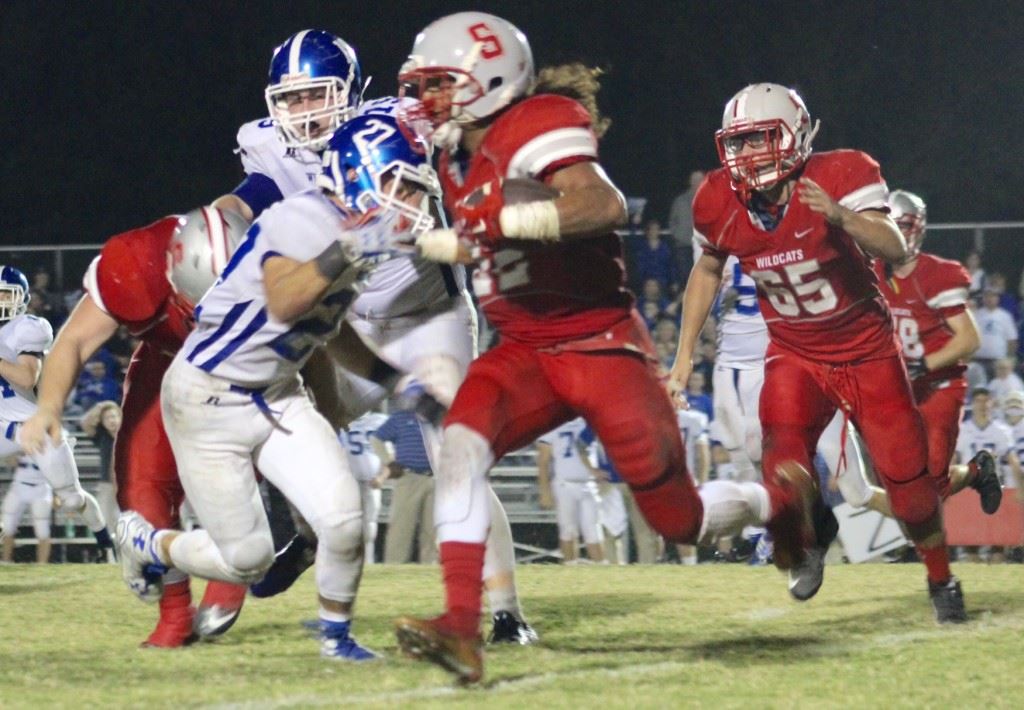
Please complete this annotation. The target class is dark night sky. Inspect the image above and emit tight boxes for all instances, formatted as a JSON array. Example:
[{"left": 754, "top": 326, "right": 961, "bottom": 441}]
[{"left": 2, "top": 1, "right": 1023, "bottom": 253}]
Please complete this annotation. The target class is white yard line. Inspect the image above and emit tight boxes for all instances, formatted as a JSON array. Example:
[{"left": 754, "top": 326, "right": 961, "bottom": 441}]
[{"left": 204, "top": 611, "right": 1024, "bottom": 709}]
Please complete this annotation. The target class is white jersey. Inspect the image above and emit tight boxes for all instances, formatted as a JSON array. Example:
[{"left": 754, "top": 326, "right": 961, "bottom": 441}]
[
  {"left": 1009, "top": 418, "right": 1024, "bottom": 464},
  {"left": 0, "top": 315, "right": 53, "bottom": 420},
  {"left": 538, "top": 418, "right": 593, "bottom": 482},
  {"left": 676, "top": 408, "right": 710, "bottom": 477},
  {"left": 236, "top": 118, "right": 321, "bottom": 199},
  {"left": 957, "top": 418, "right": 1015, "bottom": 485},
  {"left": 694, "top": 241, "right": 767, "bottom": 367},
  {"left": 340, "top": 412, "right": 388, "bottom": 482},
  {"left": 183, "top": 189, "right": 368, "bottom": 387}
]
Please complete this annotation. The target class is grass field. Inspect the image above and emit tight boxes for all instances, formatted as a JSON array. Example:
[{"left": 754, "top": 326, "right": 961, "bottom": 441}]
[{"left": 1, "top": 562, "right": 1023, "bottom": 708}]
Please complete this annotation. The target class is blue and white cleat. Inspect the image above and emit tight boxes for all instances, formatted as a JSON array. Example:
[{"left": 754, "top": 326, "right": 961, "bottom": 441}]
[
  {"left": 249, "top": 534, "right": 315, "bottom": 598},
  {"left": 115, "top": 511, "right": 168, "bottom": 603},
  {"left": 320, "top": 620, "right": 378, "bottom": 661}
]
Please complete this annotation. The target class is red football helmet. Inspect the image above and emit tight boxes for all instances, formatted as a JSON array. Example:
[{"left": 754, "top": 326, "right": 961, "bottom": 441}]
[
  {"left": 887, "top": 189, "right": 927, "bottom": 257},
  {"left": 715, "top": 83, "right": 819, "bottom": 201}
]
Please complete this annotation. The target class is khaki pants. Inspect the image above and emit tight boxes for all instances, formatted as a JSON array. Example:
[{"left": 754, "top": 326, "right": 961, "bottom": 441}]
[
  {"left": 617, "top": 483, "right": 662, "bottom": 564},
  {"left": 384, "top": 472, "right": 436, "bottom": 564}
]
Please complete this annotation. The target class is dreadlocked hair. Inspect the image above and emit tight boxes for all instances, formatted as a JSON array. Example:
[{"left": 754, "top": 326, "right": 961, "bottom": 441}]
[{"left": 529, "top": 63, "right": 611, "bottom": 138}]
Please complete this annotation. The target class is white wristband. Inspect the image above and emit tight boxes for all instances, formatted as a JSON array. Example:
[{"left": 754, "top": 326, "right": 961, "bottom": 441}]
[
  {"left": 499, "top": 201, "right": 561, "bottom": 241},
  {"left": 416, "top": 228, "right": 460, "bottom": 263}
]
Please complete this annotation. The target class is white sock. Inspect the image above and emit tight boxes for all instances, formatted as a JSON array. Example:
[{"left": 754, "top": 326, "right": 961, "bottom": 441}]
[{"left": 697, "top": 481, "right": 771, "bottom": 545}]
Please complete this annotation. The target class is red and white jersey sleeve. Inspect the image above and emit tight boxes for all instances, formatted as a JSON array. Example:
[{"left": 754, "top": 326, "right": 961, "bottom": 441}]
[
  {"left": 83, "top": 217, "right": 191, "bottom": 352},
  {"left": 442, "top": 94, "right": 632, "bottom": 348},
  {"left": 875, "top": 253, "right": 970, "bottom": 385},
  {"left": 692, "top": 151, "right": 898, "bottom": 363}
]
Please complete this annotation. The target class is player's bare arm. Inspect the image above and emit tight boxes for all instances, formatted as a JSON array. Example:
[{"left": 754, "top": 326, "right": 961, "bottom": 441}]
[
  {"left": 922, "top": 310, "right": 981, "bottom": 372},
  {"left": 797, "top": 177, "right": 907, "bottom": 262},
  {"left": 262, "top": 254, "right": 336, "bottom": 322},
  {"left": 210, "top": 193, "right": 255, "bottom": 224},
  {"left": 20, "top": 295, "right": 120, "bottom": 453},
  {"left": 546, "top": 161, "right": 627, "bottom": 239},
  {"left": 0, "top": 352, "right": 41, "bottom": 391},
  {"left": 668, "top": 251, "right": 726, "bottom": 403}
]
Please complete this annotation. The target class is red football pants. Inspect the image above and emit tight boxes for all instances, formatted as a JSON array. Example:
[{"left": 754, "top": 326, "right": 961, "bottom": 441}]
[
  {"left": 115, "top": 343, "right": 185, "bottom": 529},
  {"left": 760, "top": 346, "right": 939, "bottom": 525},
  {"left": 445, "top": 339, "right": 703, "bottom": 543},
  {"left": 914, "top": 380, "right": 967, "bottom": 498}
]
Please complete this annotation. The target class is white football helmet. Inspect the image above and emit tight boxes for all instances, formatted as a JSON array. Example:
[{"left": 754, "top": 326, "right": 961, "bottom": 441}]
[
  {"left": 168, "top": 207, "right": 249, "bottom": 309},
  {"left": 716, "top": 83, "right": 820, "bottom": 200},
  {"left": 887, "top": 189, "right": 928, "bottom": 256},
  {"left": 397, "top": 12, "right": 534, "bottom": 139}
]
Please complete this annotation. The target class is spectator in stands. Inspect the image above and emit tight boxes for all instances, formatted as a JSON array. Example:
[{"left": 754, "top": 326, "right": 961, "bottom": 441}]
[
  {"left": 987, "top": 272, "right": 1020, "bottom": 322},
  {"left": 1, "top": 457, "right": 53, "bottom": 564},
  {"left": 653, "top": 318, "right": 679, "bottom": 356},
  {"left": 668, "top": 170, "right": 705, "bottom": 278},
  {"left": 963, "top": 251, "right": 986, "bottom": 297},
  {"left": 974, "top": 288, "right": 1019, "bottom": 378},
  {"left": 374, "top": 410, "right": 436, "bottom": 564},
  {"left": 690, "top": 344, "right": 715, "bottom": 390},
  {"left": 686, "top": 371, "right": 713, "bottom": 420},
  {"left": 640, "top": 300, "right": 660, "bottom": 332},
  {"left": 73, "top": 358, "right": 122, "bottom": 412},
  {"left": 80, "top": 400, "right": 121, "bottom": 544},
  {"left": 28, "top": 267, "right": 66, "bottom": 326},
  {"left": 633, "top": 220, "right": 680, "bottom": 296},
  {"left": 989, "top": 358, "right": 1024, "bottom": 405},
  {"left": 622, "top": 198, "right": 647, "bottom": 292}
]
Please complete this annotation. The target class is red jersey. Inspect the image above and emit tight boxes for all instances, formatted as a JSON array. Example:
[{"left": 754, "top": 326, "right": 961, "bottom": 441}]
[
  {"left": 694, "top": 150, "right": 898, "bottom": 363},
  {"left": 439, "top": 94, "right": 633, "bottom": 347},
  {"left": 82, "top": 217, "right": 192, "bottom": 355},
  {"left": 874, "top": 253, "right": 970, "bottom": 386}
]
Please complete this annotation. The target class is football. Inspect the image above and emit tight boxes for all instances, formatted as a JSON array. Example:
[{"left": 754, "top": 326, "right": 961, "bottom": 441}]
[{"left": 462, "top": 177, "right": 561, "bottom": 208}]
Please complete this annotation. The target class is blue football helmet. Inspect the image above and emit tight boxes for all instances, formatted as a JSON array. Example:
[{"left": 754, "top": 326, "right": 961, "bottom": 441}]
[
  {"left": 317, "top": 112, "right": 440, "bottom": 235},
  {"left": 264, "top": 29, "right": 363, "bottom": 152},
  {"left": 0, "top": 265, "right": 30, "bottom": 322}
]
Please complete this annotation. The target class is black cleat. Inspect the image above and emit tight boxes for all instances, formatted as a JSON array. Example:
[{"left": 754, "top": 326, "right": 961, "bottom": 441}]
[
  {"left": 788, "top": 494, "right": 839, "bottom": 602},
  {"left": 249, "top": 535, "right": 315, "bottom": 598},
  {"left": 928, "top": 576, "right": 967, "bottom": 624},
  {"left": 487, "top": 611, "right": 539, "bottom": 645},
  {"left": 968, "top": 450, "right": 1003, "bottom": 515}
]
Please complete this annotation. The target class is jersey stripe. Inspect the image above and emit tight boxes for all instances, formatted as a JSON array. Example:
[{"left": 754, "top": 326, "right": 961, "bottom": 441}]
[
  {"left": 926, "top": 287, "right": 969, "bottom": 309},
  {"left": 186, "top": 300, "right": 252, "bottom": 364},
  {"left": 196, "top": 307, "right": 269, "bottom": 373},
  {"left": 838, "top": 182, "right": 887, "bottom": 212},
  {"left": 507, "top": 128, "right": 596, "bottom": 179}
]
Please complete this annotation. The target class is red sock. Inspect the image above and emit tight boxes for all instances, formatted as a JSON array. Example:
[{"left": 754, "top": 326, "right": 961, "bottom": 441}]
[
  {"left": 160, "top": 579, "right": 192, "bottom": 613},
  {"left": 439, "top": 541, "right": 486, "bottom": 638},
  {"left": 917, "top": 544, "right": 952, "bottom": 584}
]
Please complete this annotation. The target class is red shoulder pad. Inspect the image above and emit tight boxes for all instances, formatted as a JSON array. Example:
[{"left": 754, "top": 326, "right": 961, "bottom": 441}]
[
  {"left": 808, "top": 150, "right": 887, "bottom": 211},
  {"left": 917, "top": 254, "right": 972, "bottom": 310},
  {"left": 94, "top": 217, "right": 177, "bottom": 324},
  {"left": 692, "top": 169, "right": 734, "bottom": 256},
  {"left": 484, "top": 95, "right": 597, "bottom": 179}
]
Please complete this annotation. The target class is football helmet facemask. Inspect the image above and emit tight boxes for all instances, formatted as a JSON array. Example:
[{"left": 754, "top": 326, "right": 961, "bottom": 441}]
[
  {"left": 716, "top": 83, "right": 820, "bottom": 201},
  {"left": 887, "top": 189, "right": 928, "bottom": 257},
  {"left": 0, "top": 266, "right": 30, "bottom": 322},
  {"left": 265, "top": 29, "right": 363, "bottom": 152},
  {"left": 397, "top": 12, "right": 533, "bottom": 146},
  {"left": 317, "top": 113, "right": 440, "bottom": 236}
]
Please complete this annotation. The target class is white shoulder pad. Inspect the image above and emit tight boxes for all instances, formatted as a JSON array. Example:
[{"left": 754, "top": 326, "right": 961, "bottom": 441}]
[
  {"left": 10, "top": 315, "right": 54, "bottom": 354},
  {"left": 236, "top": 118, "right": 287, "bottom": 176}
]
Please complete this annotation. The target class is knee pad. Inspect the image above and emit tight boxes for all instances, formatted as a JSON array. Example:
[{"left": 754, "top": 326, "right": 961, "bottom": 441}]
[
  {"left": 413, "top": 355, "right": 464, "bottom": 408},
  {"left": 220, "top": 533, "right": 275, "bottom": 582},
  {"left": 316, "top": 512, "right": 364, "bottom": 562},
  {"left": 886, "top": 473, "right": 940, "bottom": 526}
]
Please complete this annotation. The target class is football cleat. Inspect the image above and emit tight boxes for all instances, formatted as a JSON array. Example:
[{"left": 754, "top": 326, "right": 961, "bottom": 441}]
[
  {"left": 195, "top": 582, "right": 248, "bottom": 639},
  {"left": 320, "top": 620, "right": 378, "bottom": 661},
  {"left": 249, "top": 534, "right": 315, "bottom": 598},
  {"left": 789, "top": 497, "right": 840, "bottom": 601},
  {"left": 394, "top": 615, "right": 484, "bottom": 684},
  {"left": 928, "top": 576, "right": 967, "bottom": 624},
  {"left": 488, "top": 611, "right": 539, "bottom": 645},
  {"left": 115, "top": 511, "right": 167, "bottom": 603},
  {"left": 968, "top": 450, "right": 1003, "bottom": 515}
]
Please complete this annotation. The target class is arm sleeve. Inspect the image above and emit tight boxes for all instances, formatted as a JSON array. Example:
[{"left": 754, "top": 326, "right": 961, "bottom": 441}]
[
  {"left": 232, "top": 173, "right": 284, "bottom": 220},
  {"left": 926, "top": 262, "right": 972, "bottom": 319}
]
